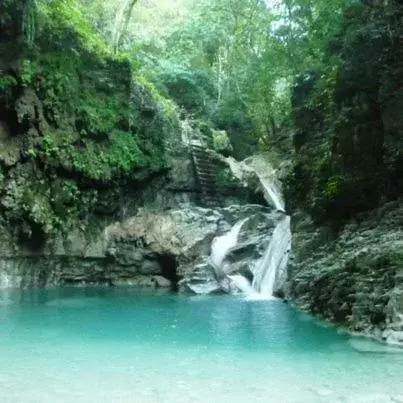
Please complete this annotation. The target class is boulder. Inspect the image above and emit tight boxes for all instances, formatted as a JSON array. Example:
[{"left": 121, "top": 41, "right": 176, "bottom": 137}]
[{"left": 151, "top": 275, "right": 172, "bottom": 288}]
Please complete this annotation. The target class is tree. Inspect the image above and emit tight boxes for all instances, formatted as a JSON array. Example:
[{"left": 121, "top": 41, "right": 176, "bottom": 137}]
[{"left": 112, "top": 0, "right": 138, "bottom": 52}]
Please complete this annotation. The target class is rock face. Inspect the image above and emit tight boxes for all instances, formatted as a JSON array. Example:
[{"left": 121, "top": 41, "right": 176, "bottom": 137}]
[
  {"left": 286, "top": 200, "right": 403, "bottom": 342},
  {"left": 0, "top": 203, "right": 279, "bottom": 291},
  {"left": 105, "top": 206, "right": 227, "bottom": 281}
]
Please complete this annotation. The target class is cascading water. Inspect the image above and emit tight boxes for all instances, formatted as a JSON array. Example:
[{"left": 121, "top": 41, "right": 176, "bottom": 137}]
[
  {"left": 186, "top": 154, "right": 292, "bottom": 298},
  {"left": 210, "top": 217, "right": 249, "bottom": 268},
  {"left": 259, "top": 178, "right": 284, "bottom": 212},
  {"left": 243, "top": 157, "right": 292, "bottom": 297},
  {"left": 252, "top": 215, "right": 291, "bottom": 297},
  {"left": 219, "top": 155, "right": 292, "bottom": 298},
  {"left": 228, "top": 275, "right": 261, "bottom": 298},
  {"left": 246, "top": 156, "right": 285, "bottom": 212}
]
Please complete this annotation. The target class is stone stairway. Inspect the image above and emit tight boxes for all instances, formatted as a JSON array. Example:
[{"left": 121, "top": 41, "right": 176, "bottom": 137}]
[{"left": 190, "top": 141, "right": 220, "bottom": 206}]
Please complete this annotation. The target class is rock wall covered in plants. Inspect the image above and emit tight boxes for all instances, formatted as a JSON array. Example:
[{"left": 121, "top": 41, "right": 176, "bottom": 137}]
[
  {"left": 0, "top": 0, "right": 181, "bottom": 245},
  {"left": 283, "top": 2, "right": 403, "bottom": 341}
]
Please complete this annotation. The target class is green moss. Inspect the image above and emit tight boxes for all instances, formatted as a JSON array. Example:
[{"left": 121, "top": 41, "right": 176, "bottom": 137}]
[
  {"left": 0, "top": 0, "right": 181, "bottom": 240},
  {"left": 212, "top": 129, "right": 232, "bottom": 156},
  {"left": 322, "top": 176, "right": 343, "bottom": 199},
  {"left": 28, "top": 14, "right": 177, "bottom": 183},
  {"left": 36, "top": 0, "right": 111, "bottom": 57}
]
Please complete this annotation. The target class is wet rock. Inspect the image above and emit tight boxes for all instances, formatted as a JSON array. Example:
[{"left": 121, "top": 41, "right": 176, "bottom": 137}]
[
  {"left": 151, "top": 275, "right": 172, "bottom": 288},
  {"left": 179, "top": 261, "right": 221, "bottom": 294},
  {"left": 0, "top": 200, "right": 279, "bottom": 290},
  {"left": 105, "top": 206, "right": 225, "bottom": 277}
]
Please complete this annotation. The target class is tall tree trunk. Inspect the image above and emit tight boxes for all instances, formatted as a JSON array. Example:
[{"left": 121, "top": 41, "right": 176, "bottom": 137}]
[{"left": 112, "top": 0, "right": 138, "bottom": 52}]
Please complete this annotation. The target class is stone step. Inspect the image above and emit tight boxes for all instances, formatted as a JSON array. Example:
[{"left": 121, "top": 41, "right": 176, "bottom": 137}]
[
  {"left": 189, "top": 276, "right": 212, "bottom": 282},
  {"left": 190, "top": 144, "right": 220, "bottom": 206},
  {"left": 199, "top": 183, "right": 215, "bottom": 188},
  {"left": 200, "top": 190, "right": 218, "bottom": 196},
  {"left": 193, "top": 158, "right": 214, "bottom": 167},
  {"left": 200, "top": 186, "right": 214, "bottom": 191},
  {"left": 197, "top": 177, "right": 215, "bottom": 184},
  {"left": 199, "top": 178, "right": 215, "bottom": 185},
  {"left": 191, "top": 146, "right": 208, "bottom": 152},
  {"left": 196, "top": 172, "right": 215, "bottom": 179},
  {"left": 191, "top": 147, "right": 207, "bottom": 152},
  {"left": 193, "top": 157, "right": 212, "bottom": 166},
  {"left": 190, "top": 270, "right": 214, "bottom": 277},
  {"left": 192, "top": 151, "right": 211, "bottom": 159},
  {"left": 191, "top": 145, "right": 208, "bottom": 151},
  {"left": 198, "top": 178, "right": 215, "bottom": 186},
  {"left": 194, "top": 161, "right": 214, "bottom": 168},
  {"left": 193, "top": 158, "right": 213, "bottom": 165},
  {"left": 195, "top": 166, "right": 214, "bottom": 173}
]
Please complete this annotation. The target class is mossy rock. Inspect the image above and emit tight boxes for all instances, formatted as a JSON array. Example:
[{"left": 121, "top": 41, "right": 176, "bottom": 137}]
[{"left": 0, "top": 0, "right": 181, "bottom": 240}]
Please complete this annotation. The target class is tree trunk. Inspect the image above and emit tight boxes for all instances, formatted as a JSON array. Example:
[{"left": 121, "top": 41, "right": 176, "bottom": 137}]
[{"left": 112, "top": 0, "right": 138, "bottom": 52}]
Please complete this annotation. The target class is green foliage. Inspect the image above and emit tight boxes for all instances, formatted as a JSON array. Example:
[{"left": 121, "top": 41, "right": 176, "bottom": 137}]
[
  {"left": 285, "top": 2, "right": 403, "bottom": 221},
  {"left": 22, "top": 0, "right": 37, "bottom": 46},
  {"left": 307, "top": 65, "right": 338, "bottom": 120},
  {"left": 26, "top": 9, "right": 175, "bottom": 183},
  {"left": 19, "top": 59, "right": 37, "bottom": 86},
  {"left": 0, "top": 0, "right": 180, "bottom": 239},
  {"left": 73, "top": 0, "right": 359, "bottom": 157},
  {"left": 41, "top": 129, "right": 151, "bottom": 181},
  {"left": 321, "top": 175, "right": 344, "bottom": 199},
  {"left": 36, "top": 0, "right": 111, "bottom": 56},
  {"left": 211, "top": 98, "right": 256, "bottom": 159},
  {"left": 154, "top": 63, "right": 216, "bottom": 114},
  {"left": 2, "top": 166, "right": 61, "bottom": 235},
  {"left": 1, "top": 163, "right": 101, "bottom": 238},
  {"left": 0, "top": 75, "right": 17, "bottom": 90},
  {"left": 2, "top": 0, "right": 400, "bottom": 237},
  {"left": 212, "top": 130, "right": 232, "bottom": 156}
]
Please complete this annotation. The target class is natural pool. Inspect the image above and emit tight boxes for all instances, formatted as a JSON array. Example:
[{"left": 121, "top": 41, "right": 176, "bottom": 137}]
[{"left": 0, "top": 287, "right": 402, "bottom": 403}]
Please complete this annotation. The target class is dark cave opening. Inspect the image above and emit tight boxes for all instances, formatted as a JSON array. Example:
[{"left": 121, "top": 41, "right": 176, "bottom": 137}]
[{"left": 156, "top": 254, "right": 180, "bottom": 291}]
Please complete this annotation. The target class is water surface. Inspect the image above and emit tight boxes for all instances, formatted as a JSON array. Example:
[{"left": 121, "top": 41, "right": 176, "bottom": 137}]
[{"left": 0, "top": 287, "right": 402, "bottom": 402}]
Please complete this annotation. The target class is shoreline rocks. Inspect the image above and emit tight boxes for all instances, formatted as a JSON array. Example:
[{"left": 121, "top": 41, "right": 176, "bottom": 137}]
[{"left": 285, "top": 199, "right": 403, "bottom": 345}]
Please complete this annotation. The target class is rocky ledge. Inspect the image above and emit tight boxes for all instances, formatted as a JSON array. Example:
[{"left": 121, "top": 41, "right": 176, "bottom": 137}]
[{"left": 0, "top": 203, "right": 281, "bottom": 292}]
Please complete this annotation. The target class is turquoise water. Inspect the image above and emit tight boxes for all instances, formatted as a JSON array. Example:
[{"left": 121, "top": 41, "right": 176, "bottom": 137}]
[{"left": 0, "top": 287, "right": 402, "bottom": 402}]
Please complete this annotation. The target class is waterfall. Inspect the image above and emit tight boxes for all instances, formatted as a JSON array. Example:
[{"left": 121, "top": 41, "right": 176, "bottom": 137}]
[
  {"left": 242, "top": 155, "right": 291, "bottom": 297},
  {"left": 186, "top": 154, "right": 292, "bottom": 298},
  {"left": 228, "top": 275, "right": 262, "bottom": 299},
  {"left": 259, "top": 178, "right": 284, "bottom": 212},
  {"left": 245, "top": 155, "right": 285, "bottom": 212},
  {"left": 252, "top": 215, "right": 291, "bottom": 297},
  {"left": 210, "top": 217, "right": 249, "bottom": 268}
]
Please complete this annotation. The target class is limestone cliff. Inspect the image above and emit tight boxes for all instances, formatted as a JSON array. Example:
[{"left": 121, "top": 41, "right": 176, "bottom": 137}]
[
  {"left": 286, "top": 201, "right": 402, "bottom": 344},
  {"left": 282, "top": 2, "right": 403, "bottom": 343},
  {"left": 0, "top": 1, "right": 185, "bottom": 246}
]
